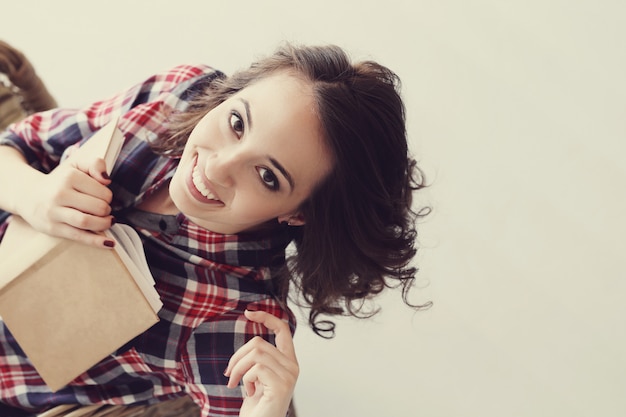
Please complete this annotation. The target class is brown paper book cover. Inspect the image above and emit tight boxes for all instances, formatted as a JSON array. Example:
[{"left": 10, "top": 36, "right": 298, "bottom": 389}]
[{"left": 0, "top": 117, "right": 162, "bottom": 391}]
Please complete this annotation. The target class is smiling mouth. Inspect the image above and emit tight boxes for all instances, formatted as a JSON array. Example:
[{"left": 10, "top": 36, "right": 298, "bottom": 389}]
[{"left": 191, "top": 162, "right": 223, "bottom": 203}]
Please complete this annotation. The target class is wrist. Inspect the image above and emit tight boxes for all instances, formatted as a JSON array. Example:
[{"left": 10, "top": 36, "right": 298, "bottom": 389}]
[{"left": 0, "top": 147, "right": 44, "bottom": 216}]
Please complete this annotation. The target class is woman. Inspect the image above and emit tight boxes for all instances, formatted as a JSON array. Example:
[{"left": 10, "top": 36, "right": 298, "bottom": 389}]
[{"left": 0, "top": 44, "right": 427, "bottom": 417}]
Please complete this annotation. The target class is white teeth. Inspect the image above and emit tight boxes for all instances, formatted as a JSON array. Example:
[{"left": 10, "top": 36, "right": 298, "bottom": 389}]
[{"left": 192, "top": 166, "right": 219, "bottom": 200}]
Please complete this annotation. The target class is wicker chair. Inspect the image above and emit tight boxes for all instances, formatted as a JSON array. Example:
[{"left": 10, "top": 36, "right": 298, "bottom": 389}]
[
  {"left": 0, "top": 40, "right": 57, "bottom": 130},
  {"left": 37, "top": 396, "right": 296, "bottom": 417},
  {"left": 37, "top": 396, "right": 200, "bottom": 417},
  {"left": 0, "top": 80, "right": 26, "bottom": 129}
]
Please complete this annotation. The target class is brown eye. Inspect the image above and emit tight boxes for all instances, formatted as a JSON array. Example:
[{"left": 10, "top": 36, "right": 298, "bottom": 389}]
[
  {"left": 229, "top": 112, "right": 244, "bottom": 136},
  {"left": 257, "top": 167, "right": 279, "bottom": 191}
]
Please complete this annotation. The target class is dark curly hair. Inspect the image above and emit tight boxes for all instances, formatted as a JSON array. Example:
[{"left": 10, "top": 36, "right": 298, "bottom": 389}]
[{"left": 153, "top": 44, "right": 431, "bottom": 337}]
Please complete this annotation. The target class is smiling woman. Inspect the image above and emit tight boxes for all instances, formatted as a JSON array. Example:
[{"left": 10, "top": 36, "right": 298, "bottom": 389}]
[
  {"left": 165, "top": 73, "right": 333, "bottom": 235},
  {"left": 0, "top": 43, "right": 428, "bottom": 417}
]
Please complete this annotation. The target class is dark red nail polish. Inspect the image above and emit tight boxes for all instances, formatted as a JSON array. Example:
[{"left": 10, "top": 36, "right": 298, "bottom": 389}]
[
  {"left": 101, "top": 172, "right": 110, "bottom": 180},
  {"left": 104, "top": 240, "right": 115, "bottom": 248}
]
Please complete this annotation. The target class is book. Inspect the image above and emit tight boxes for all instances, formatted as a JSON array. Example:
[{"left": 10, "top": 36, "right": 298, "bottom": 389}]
[{"left": 0, "top": 116, "right": 162, "bottom": 392}]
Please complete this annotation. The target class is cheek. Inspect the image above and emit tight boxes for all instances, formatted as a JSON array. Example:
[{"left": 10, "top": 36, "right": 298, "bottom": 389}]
[
  {"left": 170, "top": 167, "right": 189, "bottom": 201},
  {"left": 232, "top": 194, "right": 289, "bottom": 222},
  {"left": 189, "top": 114, "right": 220, "bottom": 146}
]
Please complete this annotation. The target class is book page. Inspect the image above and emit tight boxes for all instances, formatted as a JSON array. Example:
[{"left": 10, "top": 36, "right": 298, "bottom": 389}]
[
  {"left": 105, "top": 225, "right": 162, "bottom": 313},
  {"left": 108, "top": 224, "right": 154, "bottom": 285}
]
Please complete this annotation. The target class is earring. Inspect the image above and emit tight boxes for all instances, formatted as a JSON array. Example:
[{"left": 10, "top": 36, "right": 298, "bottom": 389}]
[{"left": 280, "top": 216, "right": 300, "bottom": 227}]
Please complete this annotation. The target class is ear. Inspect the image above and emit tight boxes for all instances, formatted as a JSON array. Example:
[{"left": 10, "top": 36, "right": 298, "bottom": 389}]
[{"left": 277, "top": 212, "right": 306, "bottom": 226}]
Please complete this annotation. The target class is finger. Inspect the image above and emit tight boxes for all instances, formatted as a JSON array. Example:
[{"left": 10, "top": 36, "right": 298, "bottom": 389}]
[
  {"left": 53, "top": 206, "right": 114, "bottom": 233},
  {"left": 53, "top": 166, "right": 113, "bottom": 205},
  {"left": 70, "top": 174, "right": 113, "bottom": 204},
  {"left": 64, "top": 190, "right": 112, "bottom": 217},
  {"left": 226, "top": 336, "right": 275, "bottom": 380},
  {"left": 227, "top": 338, "right": 294, "bottom": 389},
  {"left": 244, "top": 310, "right": 296, "bottom": 360},
  {"left": 241, "top": 364, "right": 294, "bottom": 416},
  {"left": 49, "top": 222, "right": 116, "bottom": 249},
  {"left": 243, "top": 372, "right": 259, "bottom": 399},
  {"left": 224, "top": 311, "right": 297, "bottom": 378},
  {"left": 72, "top": 157, "right": 112, "bottom": 184},
  {"left": 241, "top": 364, "right": 283, "bottom": 398}
]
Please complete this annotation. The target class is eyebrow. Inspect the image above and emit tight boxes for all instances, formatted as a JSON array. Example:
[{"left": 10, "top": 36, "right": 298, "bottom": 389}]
[
  {"left": 269, "top": 157, "right": 295, "bottom": 192},
  {"left": 239, "top": 98, "right": 252, "bottom": 130}
]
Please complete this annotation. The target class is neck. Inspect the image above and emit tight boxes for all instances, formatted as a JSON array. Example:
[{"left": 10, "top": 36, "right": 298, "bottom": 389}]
[{"left": 137, "top": 181, "right": 179, "bottom": 215}]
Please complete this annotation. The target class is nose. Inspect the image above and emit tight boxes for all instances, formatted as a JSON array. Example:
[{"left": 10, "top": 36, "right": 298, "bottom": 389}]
[{"left": 204, "top": 146, "right": 243, "bottom": 188}]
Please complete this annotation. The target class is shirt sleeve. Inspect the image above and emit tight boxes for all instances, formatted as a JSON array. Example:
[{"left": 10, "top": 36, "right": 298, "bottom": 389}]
[
  {"left": 181, "top": 302, "right": 295, "bottom": 417},
  {"left": 0, "top": 64, "right": 217, "bottom": 174}
]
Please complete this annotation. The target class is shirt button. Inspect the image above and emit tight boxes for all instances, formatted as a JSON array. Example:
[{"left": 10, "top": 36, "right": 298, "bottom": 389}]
[{"left": 159, "top": 219, "right": 168, "bottom": 231}]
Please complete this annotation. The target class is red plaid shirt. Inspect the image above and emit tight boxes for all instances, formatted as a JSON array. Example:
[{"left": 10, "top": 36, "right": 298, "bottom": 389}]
[{"left": 0, "top": 65, "right": 295, "bottom": 417}]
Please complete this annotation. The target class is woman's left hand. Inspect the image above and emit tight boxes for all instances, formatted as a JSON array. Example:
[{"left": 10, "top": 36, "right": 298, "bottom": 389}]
[{"left": 225, "top": 310, "right": 299, "bottom": 417}]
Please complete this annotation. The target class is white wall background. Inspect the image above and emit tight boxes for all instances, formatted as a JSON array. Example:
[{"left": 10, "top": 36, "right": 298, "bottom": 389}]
[{"left": 3, "top": 1, "right": 625, "bottom": 416}]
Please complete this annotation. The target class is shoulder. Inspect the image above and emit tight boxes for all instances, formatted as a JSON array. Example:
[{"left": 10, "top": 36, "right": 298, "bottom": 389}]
[
  {"left": 158, "top": 64, "right": 218, "bottom": 80},
  {"left": 134, "top": 64, "right": 224, "bottom": 98},
  {"left": 114, "top": 64, "right": 224, "bottom": 120},
  {"left": 109, "top": 64, "right": 224, "bottom": 139},
  {"left": 158, "top": 64, "right": 219, "bottom": 83}
]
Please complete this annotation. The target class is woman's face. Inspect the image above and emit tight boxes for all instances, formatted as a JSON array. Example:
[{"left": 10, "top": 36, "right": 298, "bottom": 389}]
[{"left": 169, "top": 72, "right": 333, "bottom": 234}]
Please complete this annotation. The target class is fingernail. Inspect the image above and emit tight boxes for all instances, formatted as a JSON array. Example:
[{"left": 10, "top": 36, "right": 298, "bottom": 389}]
[
  {"left": 246, "top": 305, "right": 259, "bottom": 312},
  {"left": 101, "top": 172, "right": 110, "bottom": 180},
  {"left": 104, "top": 239, "right": 115, "bottom": 248}
]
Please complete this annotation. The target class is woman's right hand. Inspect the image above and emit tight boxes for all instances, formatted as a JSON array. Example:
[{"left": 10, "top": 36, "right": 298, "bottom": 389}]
[
  {"left": 17, "top": 156, "right": 116, "bottom": 248},
  {"left": 225, "top": 310, "right": 299, "bottom": 417}
]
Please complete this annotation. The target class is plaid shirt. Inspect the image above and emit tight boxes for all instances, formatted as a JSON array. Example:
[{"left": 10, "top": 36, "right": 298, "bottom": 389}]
[{"left": 0, "top": 65, "right": 295, "bottom": 417}]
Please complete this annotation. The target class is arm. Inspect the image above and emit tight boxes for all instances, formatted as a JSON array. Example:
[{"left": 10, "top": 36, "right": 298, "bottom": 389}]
[
  {"left": 0, "top": 64, "right": 216, "bottom": 247},
  {"left": 0, "top": 144, "right": 114, "bottom": 247}
]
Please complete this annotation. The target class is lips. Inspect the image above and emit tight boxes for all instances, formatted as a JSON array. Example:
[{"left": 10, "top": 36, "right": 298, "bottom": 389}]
[{"left": 186, "top": 156, "right": 224, "bottom": 205}]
